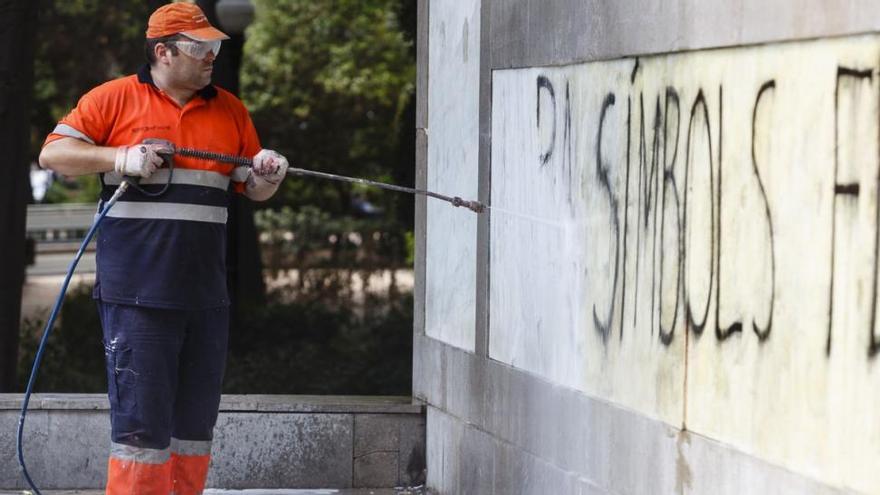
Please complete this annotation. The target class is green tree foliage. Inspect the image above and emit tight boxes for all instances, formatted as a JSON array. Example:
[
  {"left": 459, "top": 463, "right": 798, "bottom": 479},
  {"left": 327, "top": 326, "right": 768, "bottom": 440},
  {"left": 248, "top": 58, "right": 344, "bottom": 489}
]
[
  {"left": 225, "top": 284, "right": 413, "bottom": 395},
  {"left": 19, "top": 1, "right": 417, "bottom": 395},
  {"left": 30, "top": 0, "right": 152, "bottom": 158},
  {"left": 242, "top": 0, "right": 415, "bottom": 216},
  {"left": 30, "top": 0, "right": 155, "bottom": 203},
  {"left": 18, "top": 282, "right": 413, "bottom": 395}
]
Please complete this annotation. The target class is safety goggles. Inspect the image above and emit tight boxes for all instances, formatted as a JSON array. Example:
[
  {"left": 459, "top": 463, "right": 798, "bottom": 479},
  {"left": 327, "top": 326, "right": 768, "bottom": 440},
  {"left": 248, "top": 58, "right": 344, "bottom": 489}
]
[{"left": 173, "top": 39, "right": 221, "bottom": 60}]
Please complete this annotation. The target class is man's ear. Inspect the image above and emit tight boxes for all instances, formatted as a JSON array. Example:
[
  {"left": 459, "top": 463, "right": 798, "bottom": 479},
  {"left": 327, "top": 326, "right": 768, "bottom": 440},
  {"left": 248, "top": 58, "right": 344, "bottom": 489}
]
[{"left": 154, "top": 43, "right": 172, "bottom": 65}]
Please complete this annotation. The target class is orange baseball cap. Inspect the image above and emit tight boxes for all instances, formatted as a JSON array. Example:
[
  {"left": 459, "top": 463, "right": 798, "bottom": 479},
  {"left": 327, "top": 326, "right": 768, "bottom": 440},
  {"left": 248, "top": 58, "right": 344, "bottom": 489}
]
[{"left": 146, "top": 3, "right": 230, "bottom": 41}]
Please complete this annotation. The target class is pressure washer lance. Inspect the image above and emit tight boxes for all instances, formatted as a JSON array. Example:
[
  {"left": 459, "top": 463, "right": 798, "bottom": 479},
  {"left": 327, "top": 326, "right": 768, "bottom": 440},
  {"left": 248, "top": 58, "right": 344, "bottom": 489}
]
[{"left": 176, "top": 147, "right": 486, "bottom": 213}]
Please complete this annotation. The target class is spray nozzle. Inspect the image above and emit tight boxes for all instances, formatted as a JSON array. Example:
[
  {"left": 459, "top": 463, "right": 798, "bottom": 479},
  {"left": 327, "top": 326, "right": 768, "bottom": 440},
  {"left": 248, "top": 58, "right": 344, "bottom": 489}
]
[{"left": 451, "top": 196, "right": 485, "bottom": 213}]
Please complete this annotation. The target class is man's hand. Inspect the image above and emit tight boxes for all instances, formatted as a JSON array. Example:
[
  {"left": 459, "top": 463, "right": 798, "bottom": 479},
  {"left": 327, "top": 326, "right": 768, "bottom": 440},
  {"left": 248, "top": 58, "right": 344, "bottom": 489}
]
[
  {"left": 246, "top": 149, "right": 289, "bottom": 201},
  {"left": 251, "top": 149, "right": 289, "bottom": 184},
  {"left": 114, "top": 141, "right": 174, "bottom": 177}
]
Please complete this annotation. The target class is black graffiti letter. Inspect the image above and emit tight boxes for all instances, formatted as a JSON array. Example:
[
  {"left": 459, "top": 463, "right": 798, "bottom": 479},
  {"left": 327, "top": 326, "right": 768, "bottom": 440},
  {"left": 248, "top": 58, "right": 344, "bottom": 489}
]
[
  {"left": 658, "top": 87, "right": 682, "bottom": 346},
  {"left": 749, "top": 81, "right": 776, "bottom": 341},
  {"left": 594, "top": 93, "right": 621, "bottom": 341},
  {"left": 537, "top": 75, "right": 556, "bottom": 166},
  {"left": 563, "top": 82, "right": 574, "bottom": 208},
  {"left": 620, "top": 95, "right": 632, "bottom": 341},
  {"left": 828, "top": 67, "right": 874, "bottom": 355},
  {"left": 634, "top": 94, "right": 663, "bottom": 332},
  {"left": 715, "top": 85, "right": 743, "bottom": 341},
  {"left": 684, "top": 90, "right": 715, "bottom": 336}
]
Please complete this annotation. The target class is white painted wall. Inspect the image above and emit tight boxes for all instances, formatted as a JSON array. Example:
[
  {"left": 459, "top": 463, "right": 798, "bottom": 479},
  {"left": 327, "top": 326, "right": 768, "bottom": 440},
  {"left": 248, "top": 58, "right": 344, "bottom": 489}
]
[
  {"left": 425, "top": 0, "right": 480, "bottom": 352},
  {"left": 489, "top": 34, "right": 880, "bottom": 493}
]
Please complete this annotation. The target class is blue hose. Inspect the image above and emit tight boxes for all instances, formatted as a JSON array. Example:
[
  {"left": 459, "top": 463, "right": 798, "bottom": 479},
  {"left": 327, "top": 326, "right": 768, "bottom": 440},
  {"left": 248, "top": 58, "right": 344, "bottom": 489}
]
[{"left": 16, "top": 181, "right": 130, "bottom": 494}]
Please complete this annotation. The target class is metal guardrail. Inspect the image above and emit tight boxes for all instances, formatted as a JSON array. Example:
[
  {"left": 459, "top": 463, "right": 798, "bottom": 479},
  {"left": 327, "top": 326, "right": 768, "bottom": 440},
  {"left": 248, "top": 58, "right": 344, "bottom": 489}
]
[{"left": 26, "top": 202, "right": 96, "bottom": 246}]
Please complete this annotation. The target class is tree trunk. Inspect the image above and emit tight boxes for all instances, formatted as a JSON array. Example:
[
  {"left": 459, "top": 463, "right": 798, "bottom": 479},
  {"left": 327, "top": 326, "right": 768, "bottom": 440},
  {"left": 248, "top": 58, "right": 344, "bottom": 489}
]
[
  {"left": 0, "top": 0, "right": 38, "bottom": 391},
  {"left": 196, "top": 0, "right": 266, "bottom": 324}
]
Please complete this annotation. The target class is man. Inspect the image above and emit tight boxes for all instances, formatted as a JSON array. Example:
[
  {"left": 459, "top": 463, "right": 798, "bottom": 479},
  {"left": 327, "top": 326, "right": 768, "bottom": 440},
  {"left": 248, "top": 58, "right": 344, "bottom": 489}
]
[{"left": 39, "top": 3, "right": 286, "bottom": 493}]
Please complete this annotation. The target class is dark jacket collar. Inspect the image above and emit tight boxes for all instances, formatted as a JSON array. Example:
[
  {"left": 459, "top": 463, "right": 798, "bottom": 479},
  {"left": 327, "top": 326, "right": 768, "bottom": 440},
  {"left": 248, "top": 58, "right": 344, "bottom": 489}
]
[{"left": 137, "top": 64, "right": 218, "bottom": 100}]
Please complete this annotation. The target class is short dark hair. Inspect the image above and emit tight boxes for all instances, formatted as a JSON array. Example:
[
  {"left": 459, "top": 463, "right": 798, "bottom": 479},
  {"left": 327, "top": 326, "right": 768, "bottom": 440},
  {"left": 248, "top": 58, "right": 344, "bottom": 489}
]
[{"left": 144, "top": 34, "right": 185, "bottom": 65}]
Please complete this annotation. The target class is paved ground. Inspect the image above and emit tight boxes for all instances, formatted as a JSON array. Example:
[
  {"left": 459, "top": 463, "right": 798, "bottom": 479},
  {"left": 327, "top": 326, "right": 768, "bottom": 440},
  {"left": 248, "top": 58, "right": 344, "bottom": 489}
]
[{"left": 20, "top": 273, "right": 94, "bottom": 324}]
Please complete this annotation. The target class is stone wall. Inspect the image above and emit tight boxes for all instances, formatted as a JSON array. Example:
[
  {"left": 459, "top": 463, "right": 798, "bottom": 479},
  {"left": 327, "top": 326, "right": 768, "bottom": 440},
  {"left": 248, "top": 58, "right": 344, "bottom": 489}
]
[
  {"left": 415, "top": 1, "right": 880, "bottom": 493},
  {"left": 0, "top": 394, "right": 425, "bottom": 490}
]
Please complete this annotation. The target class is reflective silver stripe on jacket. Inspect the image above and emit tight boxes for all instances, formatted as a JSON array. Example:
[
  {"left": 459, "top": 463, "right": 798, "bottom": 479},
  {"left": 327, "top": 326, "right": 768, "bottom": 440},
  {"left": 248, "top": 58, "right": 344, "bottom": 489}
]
[
  {"left": 231, "top": 166, "right": 251, "bottom": 182},
  {"left": 170, "top": 437, "right": 212, "bottom": 456},
  {"left": 107, "top": 201, "right": 228, "bottom": 224},
  {"left": 110, "top": 442, "right": 170, "bottom": 464},
  {"left": 51, "top": 124, "right": 95, "bottom": 144},
  {"left": 103, "top": 168, "right": 231, "bottom": 190}
]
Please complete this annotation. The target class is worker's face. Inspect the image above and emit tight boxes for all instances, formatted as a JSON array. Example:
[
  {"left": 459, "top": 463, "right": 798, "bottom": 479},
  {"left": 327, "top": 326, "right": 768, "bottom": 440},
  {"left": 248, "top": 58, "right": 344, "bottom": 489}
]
[{"left": 158, "top": 41, "right": 217, "bottom": 90}]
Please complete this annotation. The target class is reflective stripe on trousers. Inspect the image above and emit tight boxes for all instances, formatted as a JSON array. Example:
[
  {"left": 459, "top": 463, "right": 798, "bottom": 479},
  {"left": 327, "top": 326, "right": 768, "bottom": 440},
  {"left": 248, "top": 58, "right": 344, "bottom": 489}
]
[{"left": 107, "top": 438, "right": 212, "bottom": 495}]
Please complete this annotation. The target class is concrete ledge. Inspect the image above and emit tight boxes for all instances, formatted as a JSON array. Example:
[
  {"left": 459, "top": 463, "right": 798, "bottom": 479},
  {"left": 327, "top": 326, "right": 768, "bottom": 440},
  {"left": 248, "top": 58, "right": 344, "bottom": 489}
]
[
  {"left": 0, "top": 394, "right": 424, "bottom": 413},
  {"left": 0, "top": 394, "right": 425, "bottom": 491}
]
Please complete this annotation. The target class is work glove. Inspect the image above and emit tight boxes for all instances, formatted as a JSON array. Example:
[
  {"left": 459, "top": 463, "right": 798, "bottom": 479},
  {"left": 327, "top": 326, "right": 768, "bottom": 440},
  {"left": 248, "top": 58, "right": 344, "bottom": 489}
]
[
  {"left": 251, "top": 149, "right": 289, "bottom": 185},
  {"left": 114, "top": 140, "right": 175, "bottom": 177},
  {"left": 245, "top": 149, "right": 288, "bottom": 201}
]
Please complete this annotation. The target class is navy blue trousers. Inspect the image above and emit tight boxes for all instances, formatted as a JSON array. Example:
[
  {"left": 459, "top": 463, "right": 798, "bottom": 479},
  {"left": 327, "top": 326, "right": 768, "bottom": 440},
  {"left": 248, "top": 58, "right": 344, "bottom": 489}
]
[{"left": 97, "top": 301, "right": 229, "bottom": 450}]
